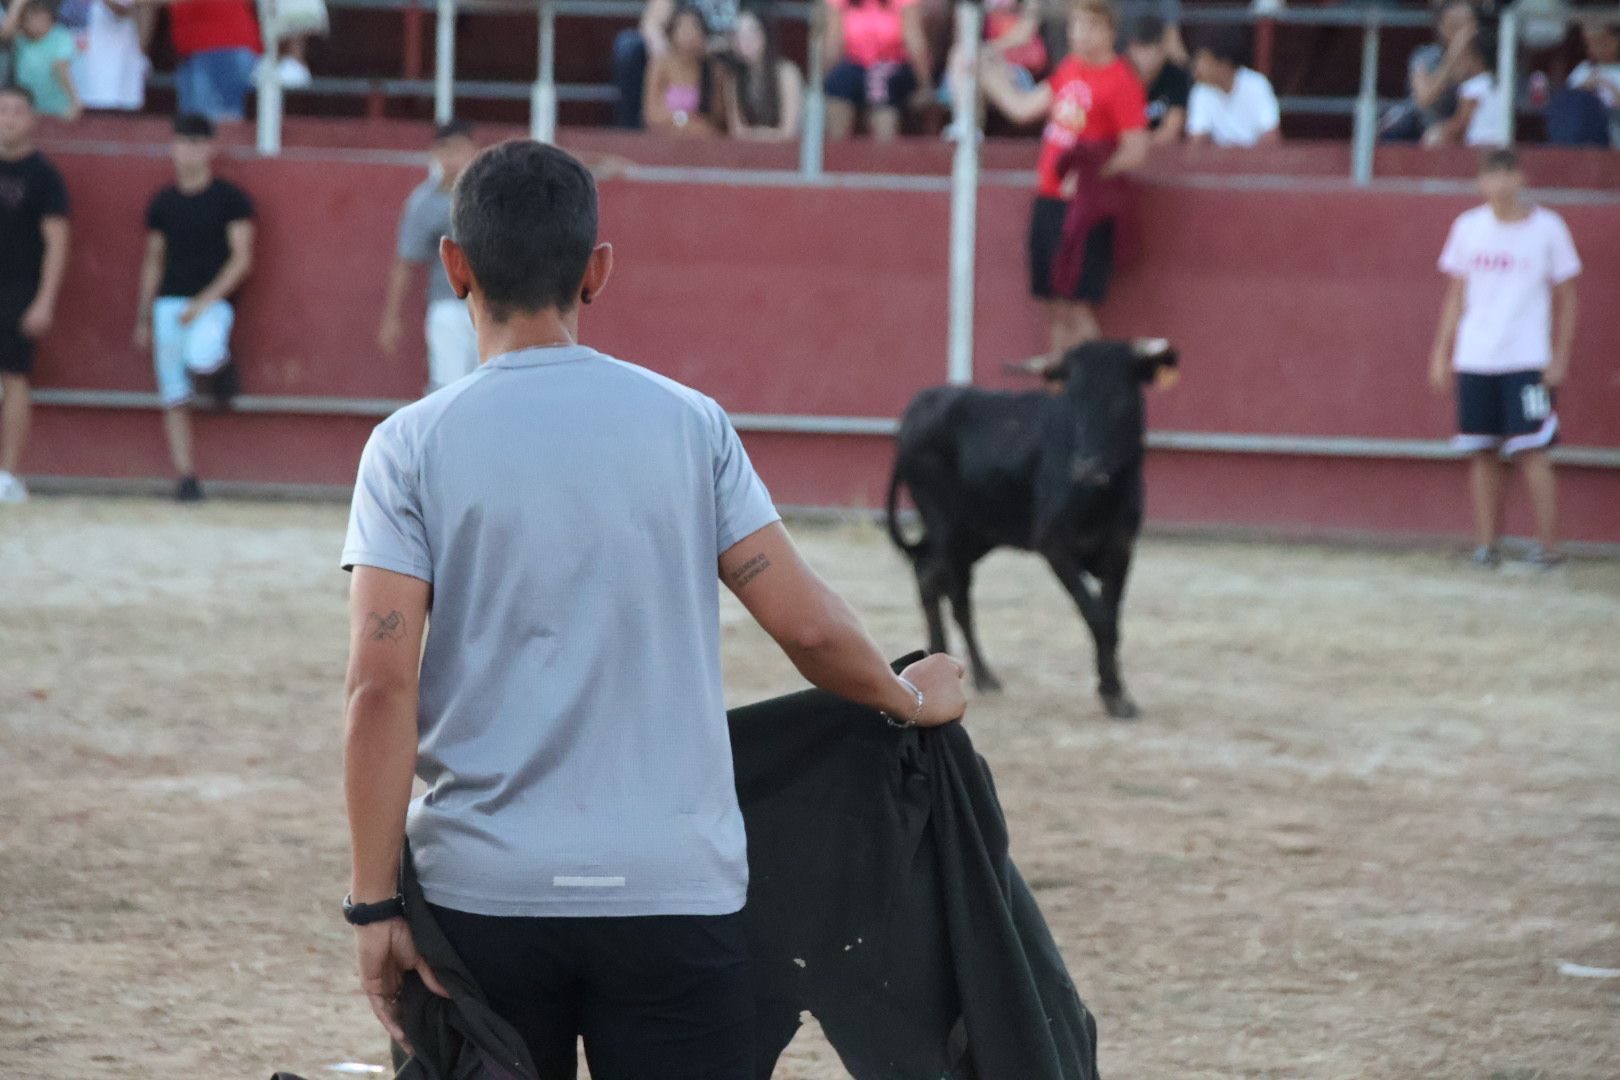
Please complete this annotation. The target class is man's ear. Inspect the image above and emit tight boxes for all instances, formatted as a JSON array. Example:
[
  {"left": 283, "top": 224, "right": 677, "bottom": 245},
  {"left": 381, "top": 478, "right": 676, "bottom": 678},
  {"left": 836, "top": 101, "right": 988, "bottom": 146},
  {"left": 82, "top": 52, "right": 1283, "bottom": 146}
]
[
  {"left": 439, "top": 236, "right": 474, "bottom": 301},
  {"left": 579, "top": 242, "right": 613, "bottom": 306}
]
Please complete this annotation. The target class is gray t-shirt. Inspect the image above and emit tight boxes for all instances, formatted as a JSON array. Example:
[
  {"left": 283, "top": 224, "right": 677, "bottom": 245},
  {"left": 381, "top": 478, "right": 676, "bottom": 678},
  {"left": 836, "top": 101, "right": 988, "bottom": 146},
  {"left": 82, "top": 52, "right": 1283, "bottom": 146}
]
[
  {"left": 396, "top": 178, "right": 457, "bottom": 308},
  {"left": 341, "top": 345, "right": 780, "bottom": 917}
]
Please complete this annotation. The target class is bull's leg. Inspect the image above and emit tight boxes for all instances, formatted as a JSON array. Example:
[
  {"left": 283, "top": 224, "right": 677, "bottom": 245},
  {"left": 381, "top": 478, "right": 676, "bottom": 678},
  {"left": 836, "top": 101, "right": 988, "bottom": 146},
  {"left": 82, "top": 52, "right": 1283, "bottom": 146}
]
[
  {"left": 1043, "top": 548, "right": 1137, "bottom": 719},
  {"left": 916, "top": 554, "right": 951, "bottom": 657},
  {"left": 945, "top": 554, "right": 1001, "bottom": 693}
]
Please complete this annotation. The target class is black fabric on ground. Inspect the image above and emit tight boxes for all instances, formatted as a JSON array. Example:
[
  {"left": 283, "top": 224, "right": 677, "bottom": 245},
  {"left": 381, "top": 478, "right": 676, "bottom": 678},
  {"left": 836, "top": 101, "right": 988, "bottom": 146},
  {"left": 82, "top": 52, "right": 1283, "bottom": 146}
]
[{"left": 280, "top": 659, "right": 1100, "bottom": 1080}]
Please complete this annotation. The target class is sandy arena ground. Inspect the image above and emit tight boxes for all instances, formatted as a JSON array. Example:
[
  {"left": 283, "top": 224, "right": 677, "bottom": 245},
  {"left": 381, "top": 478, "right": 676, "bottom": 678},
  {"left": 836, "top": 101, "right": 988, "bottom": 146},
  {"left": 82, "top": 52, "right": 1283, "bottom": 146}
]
[{"left": 2, "top": 497, "right": 1618, "bottom": 1080}]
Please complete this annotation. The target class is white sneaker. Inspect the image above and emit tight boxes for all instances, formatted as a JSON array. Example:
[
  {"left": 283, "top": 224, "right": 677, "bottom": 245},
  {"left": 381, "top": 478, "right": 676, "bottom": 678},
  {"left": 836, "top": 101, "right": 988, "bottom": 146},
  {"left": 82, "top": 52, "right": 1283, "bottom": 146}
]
[
  {"left": 277, "top": 56, "right": 314, "bottom": 88},
  {"left": 0, "top": 471, "right": 28, "bottom": 503}
]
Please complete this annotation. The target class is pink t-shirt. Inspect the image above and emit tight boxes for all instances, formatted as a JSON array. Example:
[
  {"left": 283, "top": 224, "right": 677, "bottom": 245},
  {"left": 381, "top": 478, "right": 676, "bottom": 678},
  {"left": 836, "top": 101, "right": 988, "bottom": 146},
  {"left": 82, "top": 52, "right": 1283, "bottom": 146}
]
[
  {"left": 1438, "top": 204, "right": 1582, "bottom": 374},
  {"left": 831, "top": 0, "right": 917, "bottom": 68}
]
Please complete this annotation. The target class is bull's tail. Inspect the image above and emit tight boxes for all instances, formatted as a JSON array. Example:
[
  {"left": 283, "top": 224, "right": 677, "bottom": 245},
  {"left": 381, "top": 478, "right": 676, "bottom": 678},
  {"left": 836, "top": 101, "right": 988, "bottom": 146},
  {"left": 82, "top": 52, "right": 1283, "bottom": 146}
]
[{"left": 885, "top": 460, "right": 926, "bottom": 561}]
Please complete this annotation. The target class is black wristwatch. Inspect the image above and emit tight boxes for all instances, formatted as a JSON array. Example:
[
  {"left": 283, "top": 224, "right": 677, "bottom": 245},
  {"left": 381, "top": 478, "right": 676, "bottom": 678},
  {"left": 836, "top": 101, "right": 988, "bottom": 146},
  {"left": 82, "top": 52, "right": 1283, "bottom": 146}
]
[{"left": 342, "top": 892, "right": 406, "bottom": 926}]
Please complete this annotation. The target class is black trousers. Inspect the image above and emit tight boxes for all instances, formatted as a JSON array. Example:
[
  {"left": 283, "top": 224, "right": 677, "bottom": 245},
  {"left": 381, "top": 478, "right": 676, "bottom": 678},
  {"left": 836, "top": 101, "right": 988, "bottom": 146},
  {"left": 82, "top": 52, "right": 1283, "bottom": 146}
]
[{"left": 427, "top": 904, "right": 755, "bottom": 1080}]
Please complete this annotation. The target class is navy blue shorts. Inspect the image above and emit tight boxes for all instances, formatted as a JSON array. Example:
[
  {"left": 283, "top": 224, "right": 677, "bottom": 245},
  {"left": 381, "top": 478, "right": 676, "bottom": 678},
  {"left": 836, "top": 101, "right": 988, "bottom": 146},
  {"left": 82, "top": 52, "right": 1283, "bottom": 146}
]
[
  {"left": 1455, "top": 369, "right": 1559, "bottom": 456},
  {"left": 0, "top": 305, "right": 34, "bottom": 377},
  {"left": 428, "top": 903, "right": 755, "bottom": 1080},
  {"left": 824, "top": 59, "right": 918, "bottom": 109}
]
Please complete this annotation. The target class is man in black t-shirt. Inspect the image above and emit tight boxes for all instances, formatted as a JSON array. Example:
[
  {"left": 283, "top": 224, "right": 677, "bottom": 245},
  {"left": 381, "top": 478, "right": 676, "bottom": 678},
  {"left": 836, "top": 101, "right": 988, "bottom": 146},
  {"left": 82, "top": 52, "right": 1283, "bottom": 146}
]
[
  {"left": 1127, "top": 16, "right": 1190, "bottom": 144},
  {"left": 134, "top": 114, "right": 255, "bottom": 503},
  {"left": 0, "top": 85, "right": 70, "bottom": 504}
]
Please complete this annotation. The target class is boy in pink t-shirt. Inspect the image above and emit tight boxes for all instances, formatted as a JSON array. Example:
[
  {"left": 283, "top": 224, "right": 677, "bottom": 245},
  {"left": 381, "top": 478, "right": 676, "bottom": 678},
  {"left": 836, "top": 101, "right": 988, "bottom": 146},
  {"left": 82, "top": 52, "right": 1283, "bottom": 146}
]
[
  {"left": 821, "top": 0, "right": 933, "bottom": 141},
  {"left": 1428, "top": 149, "right": 1582, "bottom": 568}
]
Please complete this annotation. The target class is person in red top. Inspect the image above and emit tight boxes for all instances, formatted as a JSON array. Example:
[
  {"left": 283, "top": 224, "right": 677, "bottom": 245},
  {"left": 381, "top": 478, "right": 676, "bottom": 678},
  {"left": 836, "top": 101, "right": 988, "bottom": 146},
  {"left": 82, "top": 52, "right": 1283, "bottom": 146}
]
[
  {"left": 152, "top": 0, "right": 262, "bottom": 122},
  {"left": 982, "top": 0, "right": 1149, "bottom": 362}
]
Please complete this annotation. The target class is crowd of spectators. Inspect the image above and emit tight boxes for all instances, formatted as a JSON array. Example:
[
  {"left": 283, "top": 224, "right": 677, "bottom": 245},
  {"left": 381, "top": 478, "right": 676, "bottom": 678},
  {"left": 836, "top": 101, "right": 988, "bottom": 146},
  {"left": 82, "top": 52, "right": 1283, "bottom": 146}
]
[
  {"left": 0, "top": 0, "right": 328, "bottom": 125},
  {"left": 606, "top": 0, "right": 1283, "bottom": 145}
]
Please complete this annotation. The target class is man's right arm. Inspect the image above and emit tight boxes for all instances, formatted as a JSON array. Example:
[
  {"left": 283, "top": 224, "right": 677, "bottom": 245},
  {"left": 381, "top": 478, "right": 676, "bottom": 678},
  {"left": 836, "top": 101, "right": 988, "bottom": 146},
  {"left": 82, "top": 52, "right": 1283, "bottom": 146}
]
[
  {"left": 377, "top": 259, "right": 417, "bottom": 355},
  {"left": 1429, "top": 275, "right": 1465, "bottom": 393},
  {"left": 132, "top": 231, "right": 165, "bottom": 348},
  {"left": 721, "top": 522, "right": 966, "bottom": 727}
]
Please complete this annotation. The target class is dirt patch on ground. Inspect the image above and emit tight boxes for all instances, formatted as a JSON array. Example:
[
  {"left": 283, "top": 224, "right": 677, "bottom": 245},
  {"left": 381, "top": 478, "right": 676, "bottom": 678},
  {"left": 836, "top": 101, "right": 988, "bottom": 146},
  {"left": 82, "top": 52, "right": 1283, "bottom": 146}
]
[{"left": 3, "top": 497, "right": 1618, "bottom": 1079}]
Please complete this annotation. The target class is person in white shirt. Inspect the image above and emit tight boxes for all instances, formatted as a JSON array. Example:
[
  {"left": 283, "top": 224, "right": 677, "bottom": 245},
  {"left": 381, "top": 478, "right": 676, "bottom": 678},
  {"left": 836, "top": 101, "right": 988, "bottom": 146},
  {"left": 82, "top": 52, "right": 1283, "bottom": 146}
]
[
  {"left": 1186, "top": 34, "right": 1279, "bottom": 147},
  {"left": 1428, "top": 149, "right": 1582, "bottom": 569},
  {"left": 74, "top": 0, "right": 151, "bottom": 112},
  {"left": 1426, "top": 33, "right": 1505, "bottom": 147},
  {"left": 1566, "top": 20, "right": 1620, "bottom": 146}
]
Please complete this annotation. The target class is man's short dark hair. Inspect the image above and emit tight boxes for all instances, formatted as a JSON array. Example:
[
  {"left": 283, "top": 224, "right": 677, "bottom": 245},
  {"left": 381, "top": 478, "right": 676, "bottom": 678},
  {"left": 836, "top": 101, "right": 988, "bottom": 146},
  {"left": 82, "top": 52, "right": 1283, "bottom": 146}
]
[
  {"left": 433, "top": 119, "right": 475, "bottom": 143},
  {"left": 452, "top": 140, "right": 598, "bottom": 320},
  {"left": 174, "top": 113, "right": 216, "bottom": 139},
  {"left": 0, "top": 83, "right": 36, "bottom": 108},
  {"left": 1129, "top": 15, "right": 1165, "bottom": 46},
  {"left": 1480, "top": 147, "right": 1520, "bottom": 173},
  {"left": 1194, "top": 28, "right": 1248, "bottom": 68}
]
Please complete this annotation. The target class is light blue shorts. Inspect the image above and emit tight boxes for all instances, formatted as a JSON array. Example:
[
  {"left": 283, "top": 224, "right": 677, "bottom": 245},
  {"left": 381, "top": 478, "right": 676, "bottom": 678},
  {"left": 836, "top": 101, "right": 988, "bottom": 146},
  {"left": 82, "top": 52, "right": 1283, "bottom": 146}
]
[{"left": 153, "top": 297, "right": 235, "bottom": 407}]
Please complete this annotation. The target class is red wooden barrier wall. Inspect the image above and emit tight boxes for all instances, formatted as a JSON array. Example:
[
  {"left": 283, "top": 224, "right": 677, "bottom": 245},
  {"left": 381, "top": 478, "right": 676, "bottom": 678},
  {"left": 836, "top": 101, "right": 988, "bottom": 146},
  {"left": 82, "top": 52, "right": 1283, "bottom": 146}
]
[{"left": 20, "top": 121, "right": 1620, "bottom": 544}]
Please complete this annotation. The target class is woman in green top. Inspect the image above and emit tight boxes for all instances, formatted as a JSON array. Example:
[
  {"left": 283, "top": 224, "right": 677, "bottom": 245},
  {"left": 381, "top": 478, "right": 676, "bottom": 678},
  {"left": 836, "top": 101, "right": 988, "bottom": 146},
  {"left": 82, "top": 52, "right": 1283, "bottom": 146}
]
[{"left": 6, "top": 0, "right": 83, "bottom": 120}]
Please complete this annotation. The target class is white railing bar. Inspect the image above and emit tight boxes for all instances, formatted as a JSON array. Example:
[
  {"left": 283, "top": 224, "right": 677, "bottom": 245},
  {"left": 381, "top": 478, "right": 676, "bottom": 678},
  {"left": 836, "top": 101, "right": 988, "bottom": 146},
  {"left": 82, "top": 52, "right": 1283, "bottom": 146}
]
[
  {"left": 254, "top": 0, "right": 285, "bottom": 155},
  {"left": 946, "top": 0, "right": 982, "bottom": 386},
  {"left": 1497, "top": 8, "right": 1518, "bottom": 148},
  {"left": 28, "top": 389, "right": 1620, "bottom": 468},
  {"left": 533, "top": 0, "right": 558, "bottom": 142},
  {"left": 435, "top": 0, "right": 456, "bottom": 123},
  {"left": 1350, "top": 10, "right": 1379, "bottom": 185},
  {"left": 799, "top": 2, "right": 825, "bottom": 179}
]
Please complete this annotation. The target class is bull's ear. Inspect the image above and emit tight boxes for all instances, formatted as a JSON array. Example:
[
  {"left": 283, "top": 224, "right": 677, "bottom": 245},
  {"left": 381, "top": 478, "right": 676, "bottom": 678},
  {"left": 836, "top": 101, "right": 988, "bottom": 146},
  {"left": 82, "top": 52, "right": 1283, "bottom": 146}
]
[{"left": 1130, "top": 338, "right": 1178, "bottom": 384}]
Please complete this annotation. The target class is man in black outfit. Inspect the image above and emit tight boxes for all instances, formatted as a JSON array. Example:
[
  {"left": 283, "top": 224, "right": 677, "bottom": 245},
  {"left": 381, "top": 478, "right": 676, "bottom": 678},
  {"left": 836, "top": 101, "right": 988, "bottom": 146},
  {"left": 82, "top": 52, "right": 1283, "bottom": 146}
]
[
  {"left": 133, "top": 114, "right": 255, "bottom": 503},
  {"left": 1127, "top": 15, "right": 1191, "bottom": 143},
  {"left": 0, "top": 85, "right": 70, "bottom": 505}
]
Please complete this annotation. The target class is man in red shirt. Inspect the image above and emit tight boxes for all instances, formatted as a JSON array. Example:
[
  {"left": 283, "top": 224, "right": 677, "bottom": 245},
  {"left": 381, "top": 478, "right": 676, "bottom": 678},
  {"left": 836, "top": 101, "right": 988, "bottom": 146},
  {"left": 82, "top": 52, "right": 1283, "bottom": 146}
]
[
  {"left": 155, "top": 0, "right": 263, "bottom": 122},
  {"left": 982, "top": 0, "right": 1149, "bottom": 363}
]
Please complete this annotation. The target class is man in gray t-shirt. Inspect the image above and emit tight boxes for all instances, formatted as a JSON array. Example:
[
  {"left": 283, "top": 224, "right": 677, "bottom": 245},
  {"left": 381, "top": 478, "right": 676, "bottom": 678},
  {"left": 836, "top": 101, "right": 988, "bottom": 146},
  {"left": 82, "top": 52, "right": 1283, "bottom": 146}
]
[
  {"left": 340, "top": 141, "right": 967, "bottom": 1078},
  {"left": 376, "top": 121, "right": 479, "bottom": 394}
]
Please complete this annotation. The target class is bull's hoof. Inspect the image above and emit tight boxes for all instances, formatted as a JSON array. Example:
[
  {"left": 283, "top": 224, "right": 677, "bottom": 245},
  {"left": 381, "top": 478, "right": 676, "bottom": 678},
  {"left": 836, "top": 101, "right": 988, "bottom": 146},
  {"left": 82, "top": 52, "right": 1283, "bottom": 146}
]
[
  {"left": 974, "top": 672, "right": 1004, "bottom": 694},
  {"left": 1101, "top": 692, "right": 1139, "bottom": 720}
]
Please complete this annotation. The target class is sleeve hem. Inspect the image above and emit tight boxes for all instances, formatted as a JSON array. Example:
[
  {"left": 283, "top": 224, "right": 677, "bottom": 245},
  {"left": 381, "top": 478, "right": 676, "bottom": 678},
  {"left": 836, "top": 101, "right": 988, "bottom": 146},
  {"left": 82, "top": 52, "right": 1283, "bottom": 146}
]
[
  {"left": 717, "top": 508, "right": 783, "bottom": 557},
  {"left": 340, "top": 550, "right": 433, "bottom": 581}
]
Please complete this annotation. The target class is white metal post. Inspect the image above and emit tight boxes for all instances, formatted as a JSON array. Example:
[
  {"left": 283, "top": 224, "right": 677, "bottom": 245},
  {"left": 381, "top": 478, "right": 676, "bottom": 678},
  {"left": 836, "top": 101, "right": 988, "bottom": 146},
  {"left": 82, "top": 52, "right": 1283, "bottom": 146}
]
[
  {"left": 1354, "top": 11, "right": 1380, "bottom": 183},
  {"left": 945, "top": 1, "right": 982, "bottom": 386},
  {"left": 532, "top": 0, "right": 558, "bottom": 143},
  {"left": 434, "top": 0, "right": 456, "bottom": 124},
  {"left": 255, "top": 0, "right": 284, "bottom": 155},
  {"left": 799, "top": 4, "right": 825, "bottom": 179},
  {"left": 1497, "top": 8, "right": 1518, "bottom": 146},
  {"left": 1350, "top": 10, "right": 1379, "bottom": 185}
]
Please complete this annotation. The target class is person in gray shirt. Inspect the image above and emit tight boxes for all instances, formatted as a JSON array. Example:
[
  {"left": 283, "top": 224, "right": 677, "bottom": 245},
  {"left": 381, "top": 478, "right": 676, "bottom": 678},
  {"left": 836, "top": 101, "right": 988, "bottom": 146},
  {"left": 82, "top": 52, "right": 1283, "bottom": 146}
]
[
  {"left": 339, "top": 139, "right": 967, "bottom": 1079},
  {"left": 376, "top": 121, "right": 480, "bottom": 393}
]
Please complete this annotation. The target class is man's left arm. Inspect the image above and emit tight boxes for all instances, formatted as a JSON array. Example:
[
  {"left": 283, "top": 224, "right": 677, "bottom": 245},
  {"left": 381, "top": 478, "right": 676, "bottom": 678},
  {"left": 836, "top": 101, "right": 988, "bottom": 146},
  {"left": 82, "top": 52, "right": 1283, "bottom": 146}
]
[
  {"left": 343, "top": 564, "right": 446, "bottom": 1047},
  {"left": 1548, "top": 278, "right": 1577, "bottom": 388},
  {"left": 22, "top": 216, "right": 68, "bottom": 339},
  {"left": 182, "top": 218, "right": 254, "bottom": 324},
  {"left": 1101, "top": 128, "right": 1150, "bottom": 177}
]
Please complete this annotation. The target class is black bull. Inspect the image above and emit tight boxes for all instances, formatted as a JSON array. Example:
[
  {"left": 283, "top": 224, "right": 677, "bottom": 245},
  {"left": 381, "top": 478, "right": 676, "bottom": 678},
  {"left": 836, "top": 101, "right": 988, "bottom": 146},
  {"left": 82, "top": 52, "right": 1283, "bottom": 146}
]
[{"left": 886, "top": 339, "right": 1178, "bottom": 719}]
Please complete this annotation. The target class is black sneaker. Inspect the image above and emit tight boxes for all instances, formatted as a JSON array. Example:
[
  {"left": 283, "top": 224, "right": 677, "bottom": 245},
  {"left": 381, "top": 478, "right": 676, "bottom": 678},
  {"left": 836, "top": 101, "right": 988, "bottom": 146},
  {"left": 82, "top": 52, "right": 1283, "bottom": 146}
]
[
  {"left": 1471, "top": 545, "right": 1500, "bottom": 569},
  {"left": 175, "top": 475, "right": 205, "bottom": 503}
]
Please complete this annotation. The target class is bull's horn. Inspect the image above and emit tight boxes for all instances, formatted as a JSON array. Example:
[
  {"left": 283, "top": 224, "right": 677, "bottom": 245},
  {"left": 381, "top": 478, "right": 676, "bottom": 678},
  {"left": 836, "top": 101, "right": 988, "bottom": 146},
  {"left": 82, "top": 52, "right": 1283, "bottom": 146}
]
[
  {"left": 1131, "top": 337, "right": 1172, "bottom": 358},
  {"left": 1000, "top": 354, "right": 1052, "bottom": 377}
]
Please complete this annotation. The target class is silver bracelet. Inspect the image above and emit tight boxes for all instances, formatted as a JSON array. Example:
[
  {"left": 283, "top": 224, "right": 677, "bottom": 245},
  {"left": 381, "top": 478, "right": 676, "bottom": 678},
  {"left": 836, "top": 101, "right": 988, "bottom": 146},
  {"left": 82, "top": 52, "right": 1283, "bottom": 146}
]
[{"left": 883, "top": 676, "right": 925, "bottom": 730}]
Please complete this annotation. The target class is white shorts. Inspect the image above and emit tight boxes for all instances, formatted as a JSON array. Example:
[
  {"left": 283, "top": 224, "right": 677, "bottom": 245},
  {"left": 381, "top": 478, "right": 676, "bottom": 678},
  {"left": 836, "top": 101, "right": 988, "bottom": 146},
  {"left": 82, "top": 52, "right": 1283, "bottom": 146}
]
[
  {"left": 153, "top": 297, "right": 234, "bottom": 407},
  {"left": 426, "top": 298, "right": 479, "bottom": 392}
]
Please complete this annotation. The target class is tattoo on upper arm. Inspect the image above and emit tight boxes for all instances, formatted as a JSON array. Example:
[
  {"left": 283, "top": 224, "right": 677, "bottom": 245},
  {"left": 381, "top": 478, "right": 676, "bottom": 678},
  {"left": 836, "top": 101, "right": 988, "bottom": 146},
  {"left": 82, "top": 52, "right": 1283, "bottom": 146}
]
[
  {"left": 364, "top": 610, "right": 407, "bottom": 642},
  {"left": 729, "top": 553, "right": 773, "bottom": 589}
]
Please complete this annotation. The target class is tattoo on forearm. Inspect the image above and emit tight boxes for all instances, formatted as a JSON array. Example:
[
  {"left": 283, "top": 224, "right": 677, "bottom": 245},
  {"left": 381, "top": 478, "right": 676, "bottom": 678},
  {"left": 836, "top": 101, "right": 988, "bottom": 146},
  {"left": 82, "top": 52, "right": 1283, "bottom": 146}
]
[
  {"left": 364, "top": 611, "right": 407, "bottom": 642},
  {"left": 730, "top": 553, "right": 772, "bottom": 589}
]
